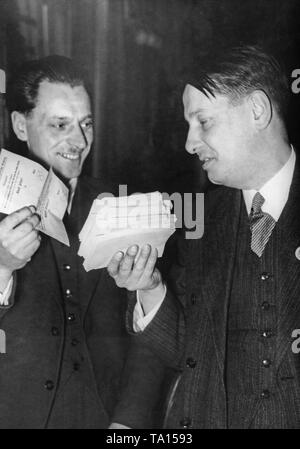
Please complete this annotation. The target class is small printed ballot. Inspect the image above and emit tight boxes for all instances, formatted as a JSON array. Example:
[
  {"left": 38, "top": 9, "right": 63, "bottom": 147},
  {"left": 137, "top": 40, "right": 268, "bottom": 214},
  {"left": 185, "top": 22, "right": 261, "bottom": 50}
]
[
  {"left": 0, "top": 149, "right": 69, "bottom": 245},
  {"left": 78, "top": 192, "right": 176, "bottom": 271}
]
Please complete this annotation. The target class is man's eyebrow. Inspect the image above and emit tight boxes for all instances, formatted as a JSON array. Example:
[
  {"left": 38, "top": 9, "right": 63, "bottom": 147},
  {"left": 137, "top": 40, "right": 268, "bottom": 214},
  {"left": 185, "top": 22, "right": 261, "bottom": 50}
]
[
  {"left": 49, "top": 114, "right": 93, "bottom": 121},
  {"left": 188, "top": 109, "right": 206, "bottom": 118},
  {"left": 49, "top": 115, "right": 71, "bottom": 121}
]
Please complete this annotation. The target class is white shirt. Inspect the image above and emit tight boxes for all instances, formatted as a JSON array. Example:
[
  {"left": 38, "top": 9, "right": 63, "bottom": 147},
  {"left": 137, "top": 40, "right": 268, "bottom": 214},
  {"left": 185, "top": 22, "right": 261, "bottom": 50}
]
[
  {"left": 243, "top": 147, "right": 296, "bottom": 219},
  {"left": 134, "top": 147, "right": 296, "bottom": 331}
]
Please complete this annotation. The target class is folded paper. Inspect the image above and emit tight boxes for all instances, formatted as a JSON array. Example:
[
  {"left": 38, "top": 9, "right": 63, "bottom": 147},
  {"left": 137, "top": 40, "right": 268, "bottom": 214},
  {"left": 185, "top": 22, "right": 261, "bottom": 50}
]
[{"left": 0, "top": 149, "right": 69, "bottom": 245}]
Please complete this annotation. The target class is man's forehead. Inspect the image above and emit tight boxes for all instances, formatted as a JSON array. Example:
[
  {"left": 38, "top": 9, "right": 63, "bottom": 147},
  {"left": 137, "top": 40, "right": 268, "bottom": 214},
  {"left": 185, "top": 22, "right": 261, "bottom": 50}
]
[
  {"left": 32, "top": 80, "right": 91, "bottom": 117},
  {"left": 36, "top": 81, "right": 90, "bottom": 105},
  {"left": 183, "top": 83, "right": 229, "bottom": 114}
]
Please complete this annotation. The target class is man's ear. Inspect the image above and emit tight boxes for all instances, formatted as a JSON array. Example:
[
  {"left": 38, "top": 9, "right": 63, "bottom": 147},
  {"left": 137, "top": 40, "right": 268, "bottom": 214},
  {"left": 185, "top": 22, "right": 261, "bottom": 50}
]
[
  {"left": 11, "top": 111, "right": 29, "bottom": 142},
  {"left": 249, "top": 90, "right": 272, "bottom": 129}
]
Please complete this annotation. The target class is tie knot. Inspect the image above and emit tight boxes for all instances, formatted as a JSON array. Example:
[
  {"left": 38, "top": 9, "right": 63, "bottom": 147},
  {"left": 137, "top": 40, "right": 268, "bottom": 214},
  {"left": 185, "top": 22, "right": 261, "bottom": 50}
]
[{"left": 251, "top": 192, "right": 265, "bottom": 215}]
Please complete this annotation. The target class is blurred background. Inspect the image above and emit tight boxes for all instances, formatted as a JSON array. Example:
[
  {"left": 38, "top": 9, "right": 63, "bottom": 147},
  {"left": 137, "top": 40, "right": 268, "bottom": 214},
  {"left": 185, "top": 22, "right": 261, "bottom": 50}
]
[{"left": 0, "top": 0, "right": 300, "bottom": 195}]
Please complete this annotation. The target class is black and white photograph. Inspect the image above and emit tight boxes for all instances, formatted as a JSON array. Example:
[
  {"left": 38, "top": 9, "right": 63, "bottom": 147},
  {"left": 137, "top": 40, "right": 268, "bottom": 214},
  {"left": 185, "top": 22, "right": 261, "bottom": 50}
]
[{"left": 0, "top": 0, "right": 300, "bottom": 432}]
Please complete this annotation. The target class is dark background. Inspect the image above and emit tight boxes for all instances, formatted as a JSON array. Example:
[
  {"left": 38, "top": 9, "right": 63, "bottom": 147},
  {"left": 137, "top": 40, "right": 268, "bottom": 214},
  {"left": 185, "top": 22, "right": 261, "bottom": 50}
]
[{"left": 1, "top": 0, "right": 300, "bottom": 195}]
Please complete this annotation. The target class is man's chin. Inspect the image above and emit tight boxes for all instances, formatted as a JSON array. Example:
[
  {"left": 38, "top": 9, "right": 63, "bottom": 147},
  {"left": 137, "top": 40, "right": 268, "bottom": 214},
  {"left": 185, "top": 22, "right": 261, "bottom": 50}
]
[
  {"left": 53, "top": 166, "right": 82, "bottom": 182},
  {"left": 207, "top": 172, "right": 223, "bottom": 186}
]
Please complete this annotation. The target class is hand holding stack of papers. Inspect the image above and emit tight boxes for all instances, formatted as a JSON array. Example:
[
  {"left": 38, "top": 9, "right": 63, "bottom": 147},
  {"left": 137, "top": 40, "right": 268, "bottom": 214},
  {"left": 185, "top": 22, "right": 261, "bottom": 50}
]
[{"left": 78, "top": 191, "right": 176, "bottom": 271}]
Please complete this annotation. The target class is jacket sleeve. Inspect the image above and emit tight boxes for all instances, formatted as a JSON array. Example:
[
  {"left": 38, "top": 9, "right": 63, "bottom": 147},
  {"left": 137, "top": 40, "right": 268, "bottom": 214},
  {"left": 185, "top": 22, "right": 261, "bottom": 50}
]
[{"left": 125, "top": 231, "right": 190, "bottom": 369}]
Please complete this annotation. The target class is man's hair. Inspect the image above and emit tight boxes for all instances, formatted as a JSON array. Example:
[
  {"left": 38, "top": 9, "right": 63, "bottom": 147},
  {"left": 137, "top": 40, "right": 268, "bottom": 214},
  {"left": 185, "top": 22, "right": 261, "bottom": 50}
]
[
  {"left": 186, "top": 45, "right": 290, "bottom": 122},
  {"left": 7, "top": 55, "right": 90, "bottom": 115}
]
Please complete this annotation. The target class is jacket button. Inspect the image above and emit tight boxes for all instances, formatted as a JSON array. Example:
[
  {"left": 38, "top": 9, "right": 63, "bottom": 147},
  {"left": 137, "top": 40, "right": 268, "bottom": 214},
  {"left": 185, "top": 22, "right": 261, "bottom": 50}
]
[
  {"left": 186, "top": 357, "right": 197, "bottom": 368},
  {"left": 261, "top": 301, "right": 271, "bottom": 311},
  {"left": 262, "top": 359, "right": 271, "bottom": 368},
  {"left": 261, "top": 330, "right": 274, "bottom": 339},
  {"left": 65, "top": 289, "right": 72, "bottom": 299},
  {"left": 73, "top": 362, "right": 80, "bottom": 371},
  {"left": 261, "top": 272, "right": 272, "bottom": 281},
  {"left": 67, "top": 313, "right": 76, "bottom": 322},
  {"left": 51, "top": 327, "right": 59, "bottom": 336},
  {"left": 180, "top": 417, "right": 192, "bottom": 429},
  {"left": 190, "top": 293, "right": 196, "bottom": 305},
  {"left": 63, "top": 264, "right": 71, "bottom": 271},
  {"left": 71, "top": 338, "right": 79, "bottom": 346},
  {"left": 261, "top": 389, "right": 270, "bottom": 399},
  {"left": 44, "top": 380, "right": 54, "bottom": 391}
]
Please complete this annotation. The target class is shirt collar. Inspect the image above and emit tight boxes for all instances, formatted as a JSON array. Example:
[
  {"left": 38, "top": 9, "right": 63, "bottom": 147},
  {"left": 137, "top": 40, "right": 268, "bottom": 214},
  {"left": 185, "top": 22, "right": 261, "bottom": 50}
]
[{"left": 243, "top": 146, "right": 296, "bottom": 221}]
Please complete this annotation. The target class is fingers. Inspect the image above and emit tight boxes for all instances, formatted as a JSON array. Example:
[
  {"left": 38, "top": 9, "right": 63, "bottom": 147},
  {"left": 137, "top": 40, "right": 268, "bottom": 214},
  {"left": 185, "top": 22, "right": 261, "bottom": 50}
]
[
  {"left": 107, "top": 251, "right": 124, "bottom": 278},
  {"left": 142, "top": 246, "right": 158, "bottom": 277},
  {"left": 0, "top": 206, "right": 36, "bottom": 233},
  {"left": 22, "top": 235, "right": 41, "bottom": 260},
  {"left": 119, "top": 245, "right": 139, "bottom": 276},
  {"left": 108, "top": 245, "right": 140, "bottom": 278},
  {"left": 1, "top": 214, "right": 40, "bottom": 249},
  {"left": 107, "top": 244, "right": 158, "bottom": 291},
  {"left": 7, "top": 213, "right": 40, "bottom": 242},
  {"left": 6, "top": 229, "right": 41, "bottom": 260}
]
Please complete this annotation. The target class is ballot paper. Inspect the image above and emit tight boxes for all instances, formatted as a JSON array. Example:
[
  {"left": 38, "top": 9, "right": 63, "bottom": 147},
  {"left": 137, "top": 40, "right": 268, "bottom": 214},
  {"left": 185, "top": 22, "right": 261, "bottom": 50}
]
[
  {"left": 78, "top": 192, "right": 176, "bottom": 271},
  {"left": 0, "top": 149, "right": 69, "bottom": 246}
]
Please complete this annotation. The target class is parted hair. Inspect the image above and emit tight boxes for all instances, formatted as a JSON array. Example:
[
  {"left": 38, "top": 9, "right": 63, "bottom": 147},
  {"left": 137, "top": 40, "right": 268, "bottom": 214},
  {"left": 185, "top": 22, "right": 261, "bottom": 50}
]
[
  {"left": 186, "top": 45, "right": 290, "bottom": 122},
  {"left": 7, "top": 55, "right": 90, "bottom": 115}
]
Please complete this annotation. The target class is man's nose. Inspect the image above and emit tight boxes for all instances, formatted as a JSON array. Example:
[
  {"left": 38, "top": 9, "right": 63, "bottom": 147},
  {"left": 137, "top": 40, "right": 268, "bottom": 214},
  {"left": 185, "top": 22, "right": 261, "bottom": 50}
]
[
  {"left": 68, "top": 123, "right": 87, "bottom": 149},
  {"left": 185, "top": 126, "right": 200, "bottom": 154}
]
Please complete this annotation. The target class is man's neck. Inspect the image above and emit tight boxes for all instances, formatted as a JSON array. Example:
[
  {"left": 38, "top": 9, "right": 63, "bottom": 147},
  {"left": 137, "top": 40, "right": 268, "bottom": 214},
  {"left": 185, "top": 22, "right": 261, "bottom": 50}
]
[{"left": 250, "top": 138, "right": 292, "bottom": 191}]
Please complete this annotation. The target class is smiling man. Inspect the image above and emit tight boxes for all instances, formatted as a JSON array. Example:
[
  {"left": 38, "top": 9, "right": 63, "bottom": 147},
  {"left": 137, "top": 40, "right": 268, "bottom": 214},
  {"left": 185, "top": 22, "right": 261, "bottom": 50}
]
[
  {"left": 12, "top": 80, "right": 93, "bottom": 180},
  {"left": 108, "top": 45, "right": 300, "bottom": 428},
  {"left": 0, "top": 55, "right": 164, "bottom": 429}
]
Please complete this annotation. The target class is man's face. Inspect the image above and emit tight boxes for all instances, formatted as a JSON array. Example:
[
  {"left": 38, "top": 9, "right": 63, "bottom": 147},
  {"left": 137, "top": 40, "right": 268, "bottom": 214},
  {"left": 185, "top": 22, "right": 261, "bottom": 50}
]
[
  {"left": 23, "top": 81, "right": 93, "bottom": 180},
  {"left": 183, "top": 83, "right": 260, "bottom": 189}
]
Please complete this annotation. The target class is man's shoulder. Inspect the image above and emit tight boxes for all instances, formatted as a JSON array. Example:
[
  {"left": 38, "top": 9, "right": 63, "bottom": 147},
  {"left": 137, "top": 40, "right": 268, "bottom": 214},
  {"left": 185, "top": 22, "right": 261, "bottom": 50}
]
[{"left": 204, "top": 184, "right": 239, "bottom": 215}]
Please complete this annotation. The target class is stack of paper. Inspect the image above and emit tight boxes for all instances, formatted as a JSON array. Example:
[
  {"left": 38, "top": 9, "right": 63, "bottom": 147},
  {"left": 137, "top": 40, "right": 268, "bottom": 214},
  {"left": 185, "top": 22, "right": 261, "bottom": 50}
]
[{"left": 78, "top": 192, "right": 176, "bottom": 271}]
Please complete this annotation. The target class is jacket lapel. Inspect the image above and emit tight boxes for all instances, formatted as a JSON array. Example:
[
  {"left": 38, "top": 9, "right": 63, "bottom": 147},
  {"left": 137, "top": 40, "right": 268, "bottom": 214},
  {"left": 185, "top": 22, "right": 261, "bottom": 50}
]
[{"left": 195, "top": 187, "right": 242, "bottom": 373}]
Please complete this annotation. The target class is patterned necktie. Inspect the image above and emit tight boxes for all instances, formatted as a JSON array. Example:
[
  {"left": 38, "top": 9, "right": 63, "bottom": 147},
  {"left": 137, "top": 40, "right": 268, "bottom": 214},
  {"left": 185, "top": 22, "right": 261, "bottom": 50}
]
[{"left": 249, "top": 192, "right": 276, "bottom": 257}]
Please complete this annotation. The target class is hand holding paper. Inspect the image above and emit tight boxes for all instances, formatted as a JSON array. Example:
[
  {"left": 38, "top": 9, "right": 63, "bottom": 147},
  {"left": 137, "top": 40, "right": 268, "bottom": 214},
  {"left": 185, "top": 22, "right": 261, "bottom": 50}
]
[
  {"left": 78, "top": 192, "right": 176, "bottom": 271},
  {"left": 0, "top": 206, "right": 41, "bottom": 286},
  {"left": 0, "top": 149, "right": 69, "bottom": 246}
]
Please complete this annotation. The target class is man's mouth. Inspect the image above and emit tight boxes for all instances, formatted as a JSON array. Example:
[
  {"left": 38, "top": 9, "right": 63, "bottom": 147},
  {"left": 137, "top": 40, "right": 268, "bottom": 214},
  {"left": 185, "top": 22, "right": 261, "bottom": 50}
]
[
  {"left": 200, "top": 157, "right": 215, "bottom": 169},
  {"left": 58, "top": 152, "right": 81, "bottom": 161}
]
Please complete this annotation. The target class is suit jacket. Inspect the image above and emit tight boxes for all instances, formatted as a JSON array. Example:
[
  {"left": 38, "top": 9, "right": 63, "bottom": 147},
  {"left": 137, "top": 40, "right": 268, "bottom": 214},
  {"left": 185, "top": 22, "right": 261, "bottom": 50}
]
[
  {"left": 128, "top": 160, "right": 300, "bottom": 428},
  {"left": 0, "top": 175, "right": 165, "bottom": 429}
]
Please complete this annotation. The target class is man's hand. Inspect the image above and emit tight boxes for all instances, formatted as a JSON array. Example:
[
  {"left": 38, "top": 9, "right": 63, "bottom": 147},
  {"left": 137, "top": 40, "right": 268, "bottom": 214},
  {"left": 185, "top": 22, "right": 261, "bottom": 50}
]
[
  {"left": 107, "top": 244, "right": 162, "bottom": 291},
  {"left": 107, "top": 244, "right": 166, "bottom": 316},
  {"left": 109, "top": 422, "right": 131, "bottom": 429},
  {"left": 0, "top": 206, "right": 41, "bottom": 283}
]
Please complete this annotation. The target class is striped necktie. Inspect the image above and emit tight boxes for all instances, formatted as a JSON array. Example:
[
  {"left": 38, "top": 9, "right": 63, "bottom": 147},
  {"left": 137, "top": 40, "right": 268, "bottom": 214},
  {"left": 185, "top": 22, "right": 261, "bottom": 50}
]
[{"left": 249, "top": 192, "right": 276, "bottom": 257}]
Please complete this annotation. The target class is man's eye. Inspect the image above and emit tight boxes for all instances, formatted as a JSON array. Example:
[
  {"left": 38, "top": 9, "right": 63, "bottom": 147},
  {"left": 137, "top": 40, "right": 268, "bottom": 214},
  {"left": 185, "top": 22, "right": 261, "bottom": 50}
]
[
  {"left": 198, "top": 117, "right": 211, "bottom": 128},
  {"left": 82, "top": 121, "right": 93, "bottom": 130},
  {"left": 51, "top": 123, "right": 67, "bottom": 130}
]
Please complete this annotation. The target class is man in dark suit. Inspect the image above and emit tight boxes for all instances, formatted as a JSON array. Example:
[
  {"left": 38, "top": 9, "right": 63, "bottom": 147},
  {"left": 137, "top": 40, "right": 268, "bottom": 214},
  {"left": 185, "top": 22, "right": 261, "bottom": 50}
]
[
  {"left": 108, "top": 45, "right": 300, "bottom": 428},
  {"left": 0, "top": 55, "right": 164, "bottom": 428}
]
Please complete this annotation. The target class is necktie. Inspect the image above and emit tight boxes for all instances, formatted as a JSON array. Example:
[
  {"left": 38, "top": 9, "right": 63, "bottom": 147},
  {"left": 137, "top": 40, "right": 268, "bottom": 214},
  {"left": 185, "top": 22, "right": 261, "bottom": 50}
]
[{"left": 249, "top": 192, "right": 276, "bottom": 257}]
